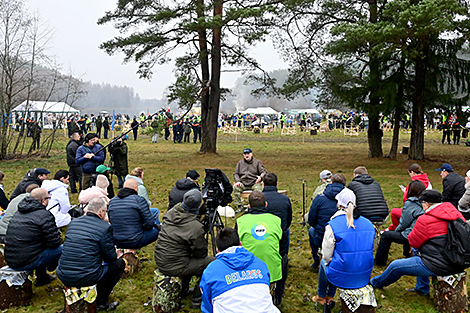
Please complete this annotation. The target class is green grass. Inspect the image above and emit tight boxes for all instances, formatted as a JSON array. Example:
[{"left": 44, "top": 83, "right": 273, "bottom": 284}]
[{"left": 1, "top": 127, "right": 468, "bottom": 312}]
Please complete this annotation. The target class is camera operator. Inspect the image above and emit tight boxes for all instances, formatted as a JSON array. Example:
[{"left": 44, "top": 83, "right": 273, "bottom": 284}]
[{"left": 108, "top": 137, "right": 128, "bottom": 189}]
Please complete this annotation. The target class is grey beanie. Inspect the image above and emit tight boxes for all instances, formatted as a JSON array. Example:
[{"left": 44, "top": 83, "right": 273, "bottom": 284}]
[{"left": 182, "top": 189, "right": 203, "bottom": 214}]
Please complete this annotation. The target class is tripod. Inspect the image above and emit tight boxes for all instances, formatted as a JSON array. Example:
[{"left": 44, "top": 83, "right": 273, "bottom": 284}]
[
  {"left": 297, "top": 179, "right": 307, "bottom": 227},
  {"left": 203, "top": 207, "right": 225, "bottom": 256}
]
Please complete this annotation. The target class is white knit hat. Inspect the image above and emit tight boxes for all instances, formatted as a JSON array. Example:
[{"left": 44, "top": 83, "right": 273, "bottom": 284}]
[
  {"left": 335, "top": 188, "right": 356, "bottom": 207},
  {"left": 96, "top": 174, "right": 109, "bottom": 190}
]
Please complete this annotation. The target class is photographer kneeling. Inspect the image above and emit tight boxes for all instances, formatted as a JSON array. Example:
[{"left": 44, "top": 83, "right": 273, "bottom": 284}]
[{"left": 154, "top": 189, "right": 215, "bottom": 309}]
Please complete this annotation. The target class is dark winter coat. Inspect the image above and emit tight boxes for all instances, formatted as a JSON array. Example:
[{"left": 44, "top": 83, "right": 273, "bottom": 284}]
[
  {"left": 168, "top": 178, "right": 200, "bottom": 210},
  {"left": 109, "top": 141, "right": 128, "bottom": 176},
  {"left": 66, "top": 139, "right": 82, "bottom": 167},
  {"left": 263, "top": 185, "right": 293, "bottom": 255},
  {"left": 4, "top": 196, "right": 62, "bottom": 269},
  {"left": 308, "top": 182, "right": 345, "bottom": 247},
  {"left": 75, "top": 143, "right": 106, "bottom": 174},
  {"left": 154, "top": 204, "right": 208, "bottom": 276},
  {"left": 348, "top": 174, "right": 389, "bottom": 222},
  {"left": 108, "top": 188, "right": 155, "bottom": 248},
  {"left": 442, "top": 172, "right": 466, "bottom": 208},
  {"left": 409, "top": 202, "right": 466, "bottom": 275},
  {"left": 57, "top": 212, "right": 117, "bottom": 287},
  {"left": 394, "top": 197, "right": 424, "bottom": 239},
  {"left": 9, "top": 175, "right": 43, "bottom": 200},
  {"left": 0, "top": 188, "right": 8, "bottom": 211}
]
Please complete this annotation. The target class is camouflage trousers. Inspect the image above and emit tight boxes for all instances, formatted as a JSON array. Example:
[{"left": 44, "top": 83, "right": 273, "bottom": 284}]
[{"left": 233, "top": 182, "right": 263, "bottom": 206}]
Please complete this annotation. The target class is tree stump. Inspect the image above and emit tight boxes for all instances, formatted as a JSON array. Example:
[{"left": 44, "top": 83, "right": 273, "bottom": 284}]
[
  {"left": 340, "top": 299, "right": 375, "bottom": 313},
  {"left": 0, "top": 268, "right": 32, "bottom": 309},
  {"left": 152, "top": 269, "right": 182, "bottom": 313},
  {"left": 432, "top": 273, "right": 468, "bottom": 313},
  {"left": 63, "top": 286, "right": 97, "bottom": 313},
  {"left": 121, "top": 252, "right": 139, "bottom": 278}
]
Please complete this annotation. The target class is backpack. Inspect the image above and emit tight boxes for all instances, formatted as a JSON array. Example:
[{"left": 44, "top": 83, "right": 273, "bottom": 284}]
[{"left": 441, "top": 218, "right": 470, "bottom": 268}]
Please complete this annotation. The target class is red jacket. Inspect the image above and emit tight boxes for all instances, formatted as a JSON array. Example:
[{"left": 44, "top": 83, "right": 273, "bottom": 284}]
[
  {"left": 403, "top": 173, "right": 431, "bottom": 203},
  {"left": 408, "top": 202, "right": 466, "bottom": 275}
]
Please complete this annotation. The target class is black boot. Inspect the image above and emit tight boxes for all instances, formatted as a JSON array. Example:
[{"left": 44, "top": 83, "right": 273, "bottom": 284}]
[{"left": 190, "top": 279, "right": 203, "bottom": 309}]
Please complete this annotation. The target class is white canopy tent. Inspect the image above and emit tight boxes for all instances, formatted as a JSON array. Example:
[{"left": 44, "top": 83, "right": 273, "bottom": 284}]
[
  {"left": 13, "top": 101, "right": 80, "bottom": 128},
  {"left": 238, "top": 107, "right": 279, "bottom": 115}
]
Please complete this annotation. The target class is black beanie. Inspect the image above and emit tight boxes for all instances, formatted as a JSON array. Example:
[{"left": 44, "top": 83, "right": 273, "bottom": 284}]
[{"left": 419, "top": 190, "right": 443, "bottom": 204}]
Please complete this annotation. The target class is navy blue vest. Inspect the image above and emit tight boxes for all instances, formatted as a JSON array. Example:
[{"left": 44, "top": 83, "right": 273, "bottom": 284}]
[{"left": 326, "top": 214, "right": 375, "bottom": 289}]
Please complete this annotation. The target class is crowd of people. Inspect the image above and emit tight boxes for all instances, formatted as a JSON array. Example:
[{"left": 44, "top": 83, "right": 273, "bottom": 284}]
[{"left": 1, "top": 132, "right": 470, "bottom": 312}]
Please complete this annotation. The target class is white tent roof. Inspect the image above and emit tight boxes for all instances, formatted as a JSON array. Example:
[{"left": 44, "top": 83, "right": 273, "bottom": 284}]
[
  {"left": 289, "top": 108, "right": 320, "bottom": 114},
  {"left": 239, "top": 107, "right": 279, "bottom": 115},
  {"left": 14, "top": 101, "right": 80, "bottom": 114}
]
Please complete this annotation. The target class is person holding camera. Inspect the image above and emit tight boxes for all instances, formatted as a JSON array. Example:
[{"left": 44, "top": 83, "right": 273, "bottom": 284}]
[
  {"left": 108, "top": 137, "right": 128, "bottom": 189},
  {"left": 75, "top": 133, "right": 105, "bottom": 190},
  {"left": 233, "top": 148, "right": 267, "bottom": 213},
  {"left": 154, "top": 189, "right": 215, "bottom": 309}
]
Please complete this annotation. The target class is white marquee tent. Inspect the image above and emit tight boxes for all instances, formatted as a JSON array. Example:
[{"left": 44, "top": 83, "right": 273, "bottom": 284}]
[
  {"left": 238, "top": 107, "right": 279, "bottom": 115},
  {"left": 13, "top": 101, "right": 80, "bottom": 128}
]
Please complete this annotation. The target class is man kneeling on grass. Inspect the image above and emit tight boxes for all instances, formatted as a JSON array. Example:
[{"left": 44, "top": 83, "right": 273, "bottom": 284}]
[
  {"left": 200, "top": 227, "right": 280, "bottom": 313},
  {"left": 58, "top": 198, "right": 124, "bottom": 311}
]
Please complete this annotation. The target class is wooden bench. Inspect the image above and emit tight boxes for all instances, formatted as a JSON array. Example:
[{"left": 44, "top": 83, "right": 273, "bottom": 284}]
[
  {"left": 0, "top": 266, "right": 32, "bottom": 309},
  {"left": 63, "top": 286, "right": 97, "bottom": 313},
  {"left": 344, "top": 126, "right": 360, "bottom": 136},
  {"left": 281, "top": 127, "right": 297, "bottom": 135}
]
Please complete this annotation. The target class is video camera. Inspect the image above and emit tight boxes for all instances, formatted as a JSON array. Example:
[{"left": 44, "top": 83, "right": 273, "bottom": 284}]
[{"left": 201, "top": 168, "right": 233, "bottom": 211}]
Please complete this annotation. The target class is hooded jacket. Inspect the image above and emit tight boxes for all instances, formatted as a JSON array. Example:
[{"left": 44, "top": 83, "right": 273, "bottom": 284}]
[
  {"left": 200, "top": 246, "right": 280, "bottom": 313},
  {"left": 442, "top": 171, "right": 465, "bottom": 208},
  {"left": 308, "top": 182, "right": 345, "bottom": 246},
  {"left": 394, "top": 197, "right": 424, "bottom": 239},
  {"left": 403, "top": 173, "right": 432, "bottom": 203},
  {"left": 233, "top": 157, "right": 267, "bottom": 187},
  {"left": 409, "top": 202, "right": 466, "bottom": 275},
  {"left": 108, "top": 188, "right": 155, "bottom": 248},
  {"left": 57, "top": 212, "right": 117, "bottom": 287},
  {"left": 348, "top": 174, "right": 389, "bottom": 221},
  {"left": 0, "top": 193, "right": 29, "bottom": 236},
  {"left": 78, "top": 186, "right": 109, "bottom": 205},
  {"left": 9, "top": 175, "right": 42, "bottom": 200},
  {"left": 5, "top": 196, "right": 62, "bottom": 269},
  {"left": 154, "top": 204, "right": 208, "bottom": 276},
  {"left": 42, "top": 179, "right": 71, "bottom": 228},
  {"left": 125, "top": 175, "right": 151, "bottom": 207},
  {"left": 168, "top": 178, "right": 200, "bottom": 210}
]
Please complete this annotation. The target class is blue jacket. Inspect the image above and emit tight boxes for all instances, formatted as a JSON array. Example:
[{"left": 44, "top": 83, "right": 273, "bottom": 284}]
[
  {"left": 308, "top": 182, "right": 345, "bottom": 246},
  {"left": 263, "top": 186, "right": 292, "bottom": 256},
  {"left": 395, "top": 197, "right": 424, "bottom": 239},
  {"left": 108, "top": 188, "right": 156, "bottom": 248},
  {"left": 75, "top": 143, "right": 105, "bottom": 174},
  {"left": 200, "top": 246, "right": 278, "bottom": 313},
  {"left": 326, "top": 215, "right": 375, "bottom": 289},
  {"left": 57, "top": 212, "right": 117, "bottom": 287}
]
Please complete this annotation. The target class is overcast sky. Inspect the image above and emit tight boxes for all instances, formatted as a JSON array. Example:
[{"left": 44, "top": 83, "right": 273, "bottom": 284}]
[{"left": 25, "top": 0, "right": 287, "bottom": 100}]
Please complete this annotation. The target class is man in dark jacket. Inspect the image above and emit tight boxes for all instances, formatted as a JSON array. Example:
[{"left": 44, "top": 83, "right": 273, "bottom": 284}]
[
  {"left": 168, "top": 170, "right": 200, "bottom": 210},
  {"left": 108, "top": 138, "right": 128, "bottom": 189},
  {"left": 95, "top": 115, "right": 102, "bottom": 138},
  {"left": 108, "top": 179, "right": 159, "bottom": 249},
  {"left": 75, "top": 133, "right": 105, "bottom": 190},
  {"left": 155, "top": 189, "right": 215, "bottom": 309},
  {"left": 4, "top": 188, "right": 62, "bottom": 286},
  {"left": 9, "top": 167, "right": 50, "bottom": 200},
  {"left": 371, "top": 190, "right": 466, "bottom": 296},
  {"left": 436, "top": 163, "right": 465, "bottom": 208},
  {"left": 262, "top": 172, "right": 292, "bottom": 306},
  {"left": 348, "top": 166, "right": 389, "bottom": 222},
  {"left": 57, "top": 198, "right": 124, "bottom": 311},
  {"left": 66, "top": 132, "right": 83, "bottom": 193},
  {"left": 308, "top": 173, "right": 345, "bottom": 271}
]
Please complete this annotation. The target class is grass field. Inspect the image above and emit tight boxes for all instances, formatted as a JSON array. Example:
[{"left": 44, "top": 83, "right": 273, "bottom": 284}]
[{"left": 0, "top": 127, "right": 468, "bottom": 312}]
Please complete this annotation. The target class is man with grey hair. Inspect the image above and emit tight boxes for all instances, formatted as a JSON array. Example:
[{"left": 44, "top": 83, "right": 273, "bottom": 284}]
[{"left": 58, "top": 198, "right": 124, "bottom": 311}]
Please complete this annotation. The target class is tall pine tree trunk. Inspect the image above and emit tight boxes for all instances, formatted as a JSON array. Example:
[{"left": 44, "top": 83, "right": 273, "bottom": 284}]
[
  {"left": 389, "top": 58, "right": 405, "bottom": 159},
  {"left": 409, "top": 38, "right": 429, "bottom": 160}
]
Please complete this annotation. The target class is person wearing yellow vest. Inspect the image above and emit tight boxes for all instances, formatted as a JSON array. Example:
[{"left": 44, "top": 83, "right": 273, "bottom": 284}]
[{"left": 236, "top": 191, "right": 282, "bottom": 284}]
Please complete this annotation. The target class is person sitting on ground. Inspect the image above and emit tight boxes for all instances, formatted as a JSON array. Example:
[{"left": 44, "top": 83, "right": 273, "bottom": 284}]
[
  {"left": 79, "top": 174, "right": 110, "bottom": 205},
  {"left": 154, "top": 189, "right": 215, "bottom": 309},
  {"left": 387, "top": 163, "right": 432, "bottom": 231},
  {"left": 375, "top": 180, "right": 426, "bottom": 266},
  {"left": 0, "top": 170, "right": 9, "bottom": 212},
  {"left": 308, "top": 173, "right": 345, "bottom": 271},
  {"left": 168, "top": 170, "right": 200, "bottom": 210},
  {"left": 236, "top": 191, "right": 282, "bottom": 284},
  {"left": 370, "top": 190, "right": 466, "bottom": 296},
  {"left": 200, "top": 227, "right": 280, "bottom": 313},
  {"left": 436, "top": 163, "right": 465, "bottom": 209},
  {"left": 262, "top": 172, "right": 292, "bottom": 306},
  {"left": 0, "top": 184, "right": 39, "bottom": 243},
  {"left": 458, "top": 170, "right": 470, "bottom": 220},
  {"left": 312, "top": 170, "right": 332, "bottom": 201},
  {"left": 233, "top": 148, "right": 267, "bottom": 213},
  {"left": 9, "top": 167, "right": 50, "bottom": 200},
  {"left": 41, "top": 170, "right": 72, "bottom": 228},
  {"left": 312, "top": 188, "right": 375, "bottom": 313},
  {"left": 57, "top": 198, "right": 124, "bottom": 312},
  {"left": 347, "top": 166, "right": 389, "bottom": 222},
  {"left": 125, "top": 167, "right": 151, "bottom": 207},
  {"left": 91, "top": 164, "right": 115, "bottom": 198},
  {"left": 108, "top": 179, "right": 160, "bottom": 249},
  {"left": 4, "top": 188, "right": 62, "bottom": 286}
]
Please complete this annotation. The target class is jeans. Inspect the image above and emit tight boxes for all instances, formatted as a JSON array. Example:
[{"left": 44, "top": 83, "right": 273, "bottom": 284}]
[
  {"left": 97, "top": 259, "right": 125, "bottom": 306},
  {"left": 116, "top": 175, "right": 125, "bottom": 189},
  {"left": 13, "top": 246, "right": 63, "bottom": 280},
  {"left": 370, "top": 256, "right": 435, "bottom": 294},
  {"left": 274, "top": 253, "right": 289, "bottom": 298},
  {"left": 308, "top": 227, "right": 320, "bottom": 262},
  {"left": 150, "top": 208, "right": 161, "bottom": 225},
  {"left": 318, "top": 259, "right": 336, "bottom": 298}
]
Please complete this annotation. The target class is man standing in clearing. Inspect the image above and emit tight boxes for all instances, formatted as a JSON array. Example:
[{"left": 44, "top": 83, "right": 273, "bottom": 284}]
[
  {"left": 66, "top": 132, "right": 83, "bottom": 194},
  {"left": 233, "top": 148, "right": 267, "bottom": 213},
  {"left": 75, "top": 133, "right": 105, "bottom": 190}
]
